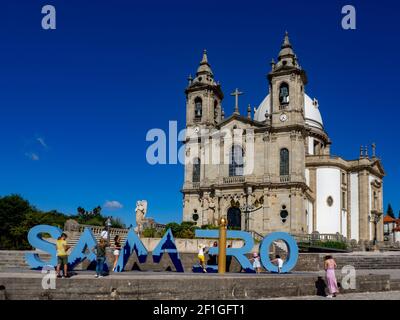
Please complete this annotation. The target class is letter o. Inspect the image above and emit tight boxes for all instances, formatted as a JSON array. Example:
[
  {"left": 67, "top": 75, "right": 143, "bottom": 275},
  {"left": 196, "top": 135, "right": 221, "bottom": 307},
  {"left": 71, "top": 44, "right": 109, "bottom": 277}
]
[{"left": 259, "top": 232, "right": 299, "bottom": 273}]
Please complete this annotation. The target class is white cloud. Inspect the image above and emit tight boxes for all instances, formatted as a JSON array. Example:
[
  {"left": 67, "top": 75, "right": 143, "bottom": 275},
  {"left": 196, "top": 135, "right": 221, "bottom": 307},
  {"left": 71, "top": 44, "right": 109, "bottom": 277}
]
[
  {"left": 104, "top": 200, "right": 123, "bottom": 210},
  {"left": 25, "top": 152, "right": 39, "bottom": 161},
  {"left": 37, "top": 137, "right": 48, "bottom": 148}
]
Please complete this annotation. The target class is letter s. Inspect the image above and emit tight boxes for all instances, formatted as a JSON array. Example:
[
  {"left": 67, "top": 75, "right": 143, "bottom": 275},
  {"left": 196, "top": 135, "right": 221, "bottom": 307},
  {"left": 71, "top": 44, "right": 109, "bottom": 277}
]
[{"left": 25, "top": 225, "right": 62, "bottom": 269}]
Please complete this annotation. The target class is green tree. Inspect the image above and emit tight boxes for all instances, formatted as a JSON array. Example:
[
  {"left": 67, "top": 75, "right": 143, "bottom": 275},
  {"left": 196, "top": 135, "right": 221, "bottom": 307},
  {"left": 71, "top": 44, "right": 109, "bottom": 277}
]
[
  {"left": 387, "top": 203, "right": 396, "bottom": 219},
  {"left": 165, "top": 222, "right": 181, "bottom": 237},
  {"left": 0, "top": 195, "right": 69, "bottom": 250},
  {"left": 0, "top": 195, "right": 34, "bottom": 249},
  {"left": 143, "top": 227, "right": 157, "bottom": 238}
]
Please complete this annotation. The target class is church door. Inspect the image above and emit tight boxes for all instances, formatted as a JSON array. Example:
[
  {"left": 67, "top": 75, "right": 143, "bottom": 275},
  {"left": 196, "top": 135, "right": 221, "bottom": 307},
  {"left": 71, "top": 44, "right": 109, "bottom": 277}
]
[{"left": 227, "top": 207, "right": 241, "bottom": 229}]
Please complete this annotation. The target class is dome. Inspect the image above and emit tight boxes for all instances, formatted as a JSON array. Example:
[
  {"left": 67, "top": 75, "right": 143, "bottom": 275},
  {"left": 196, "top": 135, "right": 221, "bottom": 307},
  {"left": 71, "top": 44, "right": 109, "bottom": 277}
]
[{"left": 254, "top": 93, "right": 324, "bottom": 129}]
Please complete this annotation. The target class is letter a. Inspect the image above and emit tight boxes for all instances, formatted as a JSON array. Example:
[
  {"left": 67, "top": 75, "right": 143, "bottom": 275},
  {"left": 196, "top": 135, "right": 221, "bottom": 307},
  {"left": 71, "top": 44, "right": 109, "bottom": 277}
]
[
  {"left": 41, "top": 5, "right": 56, "bottom": 30},
  {"left": 341, "top": 5, "right": 356, "bottom": 30}
]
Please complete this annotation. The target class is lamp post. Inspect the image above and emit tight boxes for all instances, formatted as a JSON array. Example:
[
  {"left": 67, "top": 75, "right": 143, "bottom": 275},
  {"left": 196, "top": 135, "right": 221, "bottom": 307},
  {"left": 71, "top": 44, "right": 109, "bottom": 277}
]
[{"left": 218, "top": 217, "right": 227, "bottom": 274}]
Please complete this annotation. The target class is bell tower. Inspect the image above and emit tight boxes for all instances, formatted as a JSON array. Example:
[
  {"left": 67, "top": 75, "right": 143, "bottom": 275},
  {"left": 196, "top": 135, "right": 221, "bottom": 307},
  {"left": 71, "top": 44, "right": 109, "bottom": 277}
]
[
  {"left": 185, "top": 50, "right": 224, "bottom": 129},
  {"left": 264, "top": 32, "right": 308, "bottom": 234},
  {"left": 268, "top": 32, "right": 308, "bottom": 127}
]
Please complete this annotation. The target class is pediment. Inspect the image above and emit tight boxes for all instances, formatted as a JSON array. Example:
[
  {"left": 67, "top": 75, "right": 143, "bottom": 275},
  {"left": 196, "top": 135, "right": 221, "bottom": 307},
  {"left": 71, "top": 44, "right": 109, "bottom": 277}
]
[{"left": 217, "top": 113, "right": 264, "bottom": 130}]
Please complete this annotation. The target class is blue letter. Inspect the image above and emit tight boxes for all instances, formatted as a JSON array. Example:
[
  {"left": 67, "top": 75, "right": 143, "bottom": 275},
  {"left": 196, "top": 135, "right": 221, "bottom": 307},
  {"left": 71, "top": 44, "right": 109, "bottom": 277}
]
[
  {"left": 195, "top": 229, "right": 255, "bottom": 273},
  {"left": 259, "top": 232, "right": 298, "bottom": 273},
  {"left": 115, "top": 229, "right": 148, "bottom": 272},
  {"left": 25, "top": 225, "right": 62, "bottom": 269},
  {"left": 152, "top": 229, "right": 184, "bottom": 272},
  {"left": 68, "top": 228, "right": 97, "bottom": 270}
]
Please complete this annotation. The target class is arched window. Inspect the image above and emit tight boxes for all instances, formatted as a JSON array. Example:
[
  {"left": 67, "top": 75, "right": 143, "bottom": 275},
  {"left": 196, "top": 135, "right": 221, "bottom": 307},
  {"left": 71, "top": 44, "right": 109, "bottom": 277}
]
[
  {"left": 229, "top": 145, "right": 244, "bottom": 176},
  {"left": 192, "top": 158, "right": 200, "bottom": 182},
  {"left": 280, "top": 148, "right": 289, "bottom": 176},
  {"left": 279, "top": 83, "right": 289, "bottom": 105},
  {"left": 194, "top": 97, "right": 202, "bottom": 119}
]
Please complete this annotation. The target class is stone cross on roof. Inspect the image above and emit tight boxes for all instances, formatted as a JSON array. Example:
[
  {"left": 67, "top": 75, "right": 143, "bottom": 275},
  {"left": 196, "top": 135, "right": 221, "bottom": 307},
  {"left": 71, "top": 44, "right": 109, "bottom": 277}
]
[{"left": 231, "top": 88, "right": 243, "bottom": 114}]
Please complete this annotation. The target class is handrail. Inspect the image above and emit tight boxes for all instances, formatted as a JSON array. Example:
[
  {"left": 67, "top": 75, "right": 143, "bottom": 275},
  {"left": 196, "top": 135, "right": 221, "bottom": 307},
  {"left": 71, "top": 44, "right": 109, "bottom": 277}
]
[{"left": 77, "top": 224, "right": 129, "bottom": 235}]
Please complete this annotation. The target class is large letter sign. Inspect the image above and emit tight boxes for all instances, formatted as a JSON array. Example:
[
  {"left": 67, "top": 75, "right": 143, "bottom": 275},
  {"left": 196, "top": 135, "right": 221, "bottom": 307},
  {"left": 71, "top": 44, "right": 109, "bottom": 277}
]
[
  {"left": 68, "top": 228, "right": 97, "bottom": 270},
  {"left": 114, "top": 228, "right": 184, "bottom": 272},
  {"left": 194, "top": 230, "right": 298, "bottom": 273},
  {"left": 259, "top": 232, "right": 298, "bottom": 273},
  {"left": 152, "top": 229, "right": 184, "bottom": 272},
  {"left": 115, "top": 229, "right": 148, "bottom": 272},
  {"left": 26, "top": 225, "right": 62, "bottom": 269},
  {"left": 194, "top": 229, "right": 255, "bottom": 272},
  {"left": 25, "top": 225, "right": 299, "bottom": 273}
]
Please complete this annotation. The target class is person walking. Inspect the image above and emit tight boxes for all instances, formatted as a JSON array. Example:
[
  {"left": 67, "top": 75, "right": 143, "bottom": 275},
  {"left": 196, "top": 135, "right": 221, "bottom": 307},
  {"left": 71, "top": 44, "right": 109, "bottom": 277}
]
[
  {"left": 198, "top": 244, "right": 207, "bottom": 273},
  {"left": 271, "top": 255, "right": 284, "bottom": 274},
  {"left": 93, "top": 238, "right": 107, "bottom": 278},
  {"left": 56, "top": 233, "right": 70, "bottom": 278},
  {"left": 251, "top": 252, "right": 261, "bottom": 274},
  {"left": 324, "top": 255, "right": 339, "bottom": 298},
  {"left": 207, "top": 241, "right": 218, "bottom": 266},
  {"left": 112, "top": 235, "right": 121, "bottom": 272}
]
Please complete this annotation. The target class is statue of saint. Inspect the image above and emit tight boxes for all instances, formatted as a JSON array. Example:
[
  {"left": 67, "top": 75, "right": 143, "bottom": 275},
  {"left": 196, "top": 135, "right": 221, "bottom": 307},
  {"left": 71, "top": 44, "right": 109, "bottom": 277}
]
[
  {"left": 135, "top": 200, "right": 148, "bottom": 234},
  {"left": 207, "top": 197, "right": 216, "bottom": 225}
]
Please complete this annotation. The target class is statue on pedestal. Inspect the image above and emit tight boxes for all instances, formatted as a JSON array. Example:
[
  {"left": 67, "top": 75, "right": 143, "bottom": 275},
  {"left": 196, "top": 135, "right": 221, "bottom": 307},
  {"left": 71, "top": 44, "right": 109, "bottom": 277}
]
[{"left": 134, "top": 200, "right": 148, "bottom": 234}]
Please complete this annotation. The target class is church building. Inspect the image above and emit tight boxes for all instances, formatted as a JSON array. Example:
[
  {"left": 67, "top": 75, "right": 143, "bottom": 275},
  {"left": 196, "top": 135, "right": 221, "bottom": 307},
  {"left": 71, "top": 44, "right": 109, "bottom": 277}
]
[{"left": 181, "top": 33, "right": 385, "bottom": 242}]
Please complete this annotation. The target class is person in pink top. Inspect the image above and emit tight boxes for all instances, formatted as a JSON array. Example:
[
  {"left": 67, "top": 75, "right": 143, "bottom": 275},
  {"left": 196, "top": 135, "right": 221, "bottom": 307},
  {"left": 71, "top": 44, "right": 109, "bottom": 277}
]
[{"left": 324, "top": 255, "right": 339, "bottom": 298}]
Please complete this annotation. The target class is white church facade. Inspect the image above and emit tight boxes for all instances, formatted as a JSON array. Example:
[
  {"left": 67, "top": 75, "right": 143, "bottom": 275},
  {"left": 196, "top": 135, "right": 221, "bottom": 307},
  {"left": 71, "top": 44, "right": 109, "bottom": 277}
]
[{"left": 181, "top": 33, "right": 384, "bottom": 242}]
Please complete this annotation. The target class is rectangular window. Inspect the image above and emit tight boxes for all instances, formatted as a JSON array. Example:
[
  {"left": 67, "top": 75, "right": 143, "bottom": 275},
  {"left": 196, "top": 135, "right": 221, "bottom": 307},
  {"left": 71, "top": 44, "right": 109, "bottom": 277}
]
[{"left": 342, "top": 191, "right": 346, "bottom": 210}]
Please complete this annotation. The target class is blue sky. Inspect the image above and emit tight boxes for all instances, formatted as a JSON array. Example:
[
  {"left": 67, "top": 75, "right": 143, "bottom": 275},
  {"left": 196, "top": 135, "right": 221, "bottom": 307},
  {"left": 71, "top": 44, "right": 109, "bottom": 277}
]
[{"left": 0, "top": 0, "right": 399, "bottom": 226}]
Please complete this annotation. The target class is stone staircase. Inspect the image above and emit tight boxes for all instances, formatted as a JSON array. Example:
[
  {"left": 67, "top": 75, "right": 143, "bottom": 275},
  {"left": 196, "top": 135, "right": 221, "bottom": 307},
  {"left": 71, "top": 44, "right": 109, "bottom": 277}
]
[
  {"left": 66, "top": 229, "right": 128, "bottom": 249},
  {"left": 331, "top": 254, "right": 400, "bottom": 270},
  {"left": 0, "top": 251, "right": 51, "bottom": 271}
]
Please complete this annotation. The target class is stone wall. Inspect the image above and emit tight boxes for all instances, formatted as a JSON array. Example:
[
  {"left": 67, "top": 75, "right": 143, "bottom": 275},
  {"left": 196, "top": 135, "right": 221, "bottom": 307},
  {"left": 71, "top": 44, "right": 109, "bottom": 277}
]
[{"left": 0, "top": 273, "right": 391, "bottom": 300}]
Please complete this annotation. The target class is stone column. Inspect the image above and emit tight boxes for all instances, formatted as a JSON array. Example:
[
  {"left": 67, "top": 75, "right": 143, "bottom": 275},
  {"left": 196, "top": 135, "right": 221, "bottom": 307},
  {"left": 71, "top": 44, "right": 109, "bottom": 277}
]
[
  {"left": 290, "top": 189, "right": 304, "bottom": 233},
  {"left": 347, "top": 172, "right": 352, "bottom": 239},
  {"left": 358, "top": 170, "right": 370, "bottom": 241},
  {"left": 378, "top": 187, "right": 384, "bottom": 242},
  {"left": 263, "top": 133, "right": 271, "bottom": 181},
  {"left": 309, "top": 168, "right": 317, "bottom": 232}
]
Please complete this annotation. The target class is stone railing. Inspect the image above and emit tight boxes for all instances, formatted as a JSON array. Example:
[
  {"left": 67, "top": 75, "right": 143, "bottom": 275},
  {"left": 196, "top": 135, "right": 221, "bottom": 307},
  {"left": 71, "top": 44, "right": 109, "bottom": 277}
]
[
  {"left": 223, "top": 176, "right": 245, "bottom": 184},
  {"left": 192, "top": 182, "right": 200, "bottom": 189},
  {"left": 77, "top": 224, "right": 129, "bottom": 236},
  {"left": 280, "top": 175, "right": 290, "bottom": 183},
  {"left": 292, "top": 232, "right": 346, "bottom": 244}
]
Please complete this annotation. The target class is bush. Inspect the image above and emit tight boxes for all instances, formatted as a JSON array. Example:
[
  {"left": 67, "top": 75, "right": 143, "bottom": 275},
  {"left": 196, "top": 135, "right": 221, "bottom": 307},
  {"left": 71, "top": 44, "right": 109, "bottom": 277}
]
[
  {"left": 163, "top": 221, "right": 198, "bottom": 239},
  {"left": 300, "top": 240, "right": 348, "bottom": 250},
  {"left": 143, "top": 228, "right": 157, "bottom": 238},
  {"left": 200, "top": 224, "right": 219, "bottom": 230}
]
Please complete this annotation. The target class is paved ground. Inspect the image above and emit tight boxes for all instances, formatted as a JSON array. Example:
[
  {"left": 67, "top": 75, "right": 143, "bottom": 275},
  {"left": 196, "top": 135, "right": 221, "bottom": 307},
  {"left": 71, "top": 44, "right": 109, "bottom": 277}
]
[
  {"left": 269, "top": 290, "right": 400, "bottom": 300},
  {"left": 2, "top": 268, "right": 400, "bottom": 279}
]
